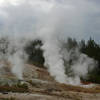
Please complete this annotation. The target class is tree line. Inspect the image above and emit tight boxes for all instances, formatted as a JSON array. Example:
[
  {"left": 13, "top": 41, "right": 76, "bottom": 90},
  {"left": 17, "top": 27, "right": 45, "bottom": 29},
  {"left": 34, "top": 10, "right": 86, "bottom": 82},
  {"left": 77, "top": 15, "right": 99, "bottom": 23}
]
[
  {"left": 25, "top": 37, "right": 100, "bottom": 83},
  {"left": 0, "top": 37, "right": 100, "bottom": 83}
]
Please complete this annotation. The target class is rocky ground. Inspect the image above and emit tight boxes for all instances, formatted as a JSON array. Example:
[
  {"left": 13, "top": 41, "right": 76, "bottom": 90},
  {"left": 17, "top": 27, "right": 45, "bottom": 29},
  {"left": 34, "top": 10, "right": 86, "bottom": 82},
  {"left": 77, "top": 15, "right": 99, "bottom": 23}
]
[{"left": 0, "top": 63, "right": 100, "bottom": 100}]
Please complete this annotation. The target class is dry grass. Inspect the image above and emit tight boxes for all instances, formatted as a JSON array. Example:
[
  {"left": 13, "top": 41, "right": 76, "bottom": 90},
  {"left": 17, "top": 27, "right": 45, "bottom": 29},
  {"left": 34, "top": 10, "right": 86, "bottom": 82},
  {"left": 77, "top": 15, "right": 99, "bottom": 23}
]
[
  {"left": 0, "top": 97, "right": 16, "bottom": 100},
  {"left": 59, "top": 83, "right": 100, "bottom": 93},
  {"left": 0, "top": 85, "right": 29, "bottom": 93}
]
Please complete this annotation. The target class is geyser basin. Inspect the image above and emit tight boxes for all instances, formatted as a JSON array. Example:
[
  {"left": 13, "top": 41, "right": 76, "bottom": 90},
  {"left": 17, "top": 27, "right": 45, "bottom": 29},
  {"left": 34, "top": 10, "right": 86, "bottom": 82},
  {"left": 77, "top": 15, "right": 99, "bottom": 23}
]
[{"left": 0, "top": 0, "right": 98, "bottom": 85}]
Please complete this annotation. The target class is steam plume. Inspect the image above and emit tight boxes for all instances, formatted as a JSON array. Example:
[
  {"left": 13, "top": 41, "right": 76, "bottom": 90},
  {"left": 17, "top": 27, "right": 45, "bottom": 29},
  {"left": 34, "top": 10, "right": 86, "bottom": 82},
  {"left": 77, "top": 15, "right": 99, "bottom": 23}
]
[{"left": 0, "top": 0, "right": 98, "bottom": 85}]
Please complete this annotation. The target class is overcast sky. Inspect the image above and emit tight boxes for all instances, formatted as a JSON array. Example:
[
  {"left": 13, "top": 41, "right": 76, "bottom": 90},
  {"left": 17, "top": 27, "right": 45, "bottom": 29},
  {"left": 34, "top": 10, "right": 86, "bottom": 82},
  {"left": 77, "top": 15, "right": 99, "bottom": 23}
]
[{"left": 0, "top": 0, "right": 100, "bottom": 43}]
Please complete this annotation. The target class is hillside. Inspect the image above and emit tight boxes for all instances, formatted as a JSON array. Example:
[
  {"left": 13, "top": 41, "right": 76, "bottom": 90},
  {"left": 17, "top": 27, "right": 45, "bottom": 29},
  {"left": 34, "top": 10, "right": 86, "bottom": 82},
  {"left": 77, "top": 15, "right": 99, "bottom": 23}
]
[{"left": 0, "top": 63, "right": 100, "bottom": 100}]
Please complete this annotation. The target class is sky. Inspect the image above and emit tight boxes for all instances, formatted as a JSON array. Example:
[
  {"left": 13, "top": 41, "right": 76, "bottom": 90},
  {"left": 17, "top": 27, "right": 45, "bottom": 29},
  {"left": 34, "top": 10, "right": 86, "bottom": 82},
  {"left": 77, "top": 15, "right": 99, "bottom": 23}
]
[{"left": 0, "top": 0, "right": 100, "bottom": 43}]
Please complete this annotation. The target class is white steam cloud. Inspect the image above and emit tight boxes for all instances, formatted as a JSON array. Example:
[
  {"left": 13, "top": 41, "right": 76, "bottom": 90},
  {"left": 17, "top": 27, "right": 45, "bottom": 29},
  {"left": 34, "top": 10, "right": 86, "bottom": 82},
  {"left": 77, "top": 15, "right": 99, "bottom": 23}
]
[{"left": 0, "top": 0, "right": 99, "bottom": 84}]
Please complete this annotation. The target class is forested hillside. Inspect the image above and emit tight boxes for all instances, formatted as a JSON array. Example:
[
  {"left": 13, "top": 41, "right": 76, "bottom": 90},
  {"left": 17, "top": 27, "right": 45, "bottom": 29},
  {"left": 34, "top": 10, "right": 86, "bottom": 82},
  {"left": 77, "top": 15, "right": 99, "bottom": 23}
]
[{"left": 0, "top": 37, "right": 100, "bottom": 83}]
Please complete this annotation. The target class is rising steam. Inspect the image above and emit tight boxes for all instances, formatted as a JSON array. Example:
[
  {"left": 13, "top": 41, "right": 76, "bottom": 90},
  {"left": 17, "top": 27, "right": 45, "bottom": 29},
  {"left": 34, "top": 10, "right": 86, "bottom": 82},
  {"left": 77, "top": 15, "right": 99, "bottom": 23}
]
[{"left": 0, "top": 0, "right": 98, "bottom": 85}]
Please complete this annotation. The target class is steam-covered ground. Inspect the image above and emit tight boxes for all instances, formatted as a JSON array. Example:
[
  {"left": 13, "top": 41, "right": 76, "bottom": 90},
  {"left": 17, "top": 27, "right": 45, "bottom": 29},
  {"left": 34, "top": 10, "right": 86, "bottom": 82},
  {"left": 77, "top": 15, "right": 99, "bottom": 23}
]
[{"left": 0, "top": 63, "right": 100, "bottom": 100}]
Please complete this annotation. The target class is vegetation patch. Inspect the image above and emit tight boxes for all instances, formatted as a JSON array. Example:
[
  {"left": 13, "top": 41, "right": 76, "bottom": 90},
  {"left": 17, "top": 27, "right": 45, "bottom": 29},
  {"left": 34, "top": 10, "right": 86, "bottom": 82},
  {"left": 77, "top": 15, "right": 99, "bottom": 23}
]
[
  {"left": 0, "top": 78, "right": 29, "bottom": 93},
  {"left": 0, "top": 97, "right": 16, "bottom": 100}
]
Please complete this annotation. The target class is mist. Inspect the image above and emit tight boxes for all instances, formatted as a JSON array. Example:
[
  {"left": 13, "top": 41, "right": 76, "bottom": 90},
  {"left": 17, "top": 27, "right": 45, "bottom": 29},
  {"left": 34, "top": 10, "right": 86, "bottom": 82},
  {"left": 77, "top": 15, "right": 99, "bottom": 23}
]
[{"left": 0, "top": 0, "right": 99, "bottom": 85}]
